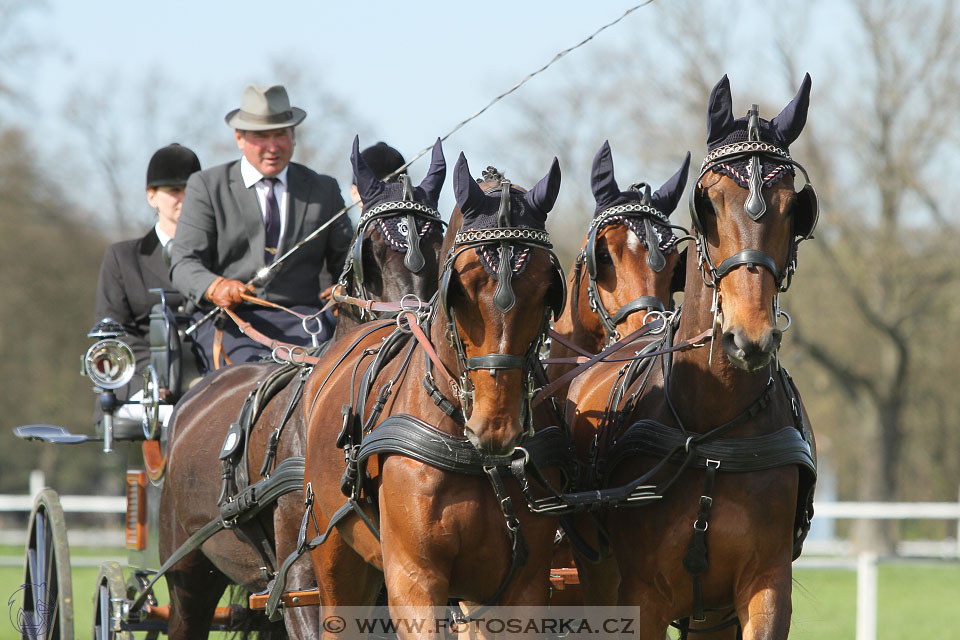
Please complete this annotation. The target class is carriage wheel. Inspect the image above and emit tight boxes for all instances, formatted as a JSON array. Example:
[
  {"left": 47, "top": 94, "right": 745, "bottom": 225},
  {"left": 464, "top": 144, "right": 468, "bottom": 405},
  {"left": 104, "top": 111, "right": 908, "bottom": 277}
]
[
  {"left": 93, "top": 561, "right": 133, "bottom": 640},
  {"left": 20, "top": 487, "right": 74, "bottom": 639}
]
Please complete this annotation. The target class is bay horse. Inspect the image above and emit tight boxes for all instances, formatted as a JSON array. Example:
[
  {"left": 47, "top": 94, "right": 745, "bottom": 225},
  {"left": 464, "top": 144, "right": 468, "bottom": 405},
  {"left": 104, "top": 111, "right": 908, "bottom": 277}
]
[
  {"left": 542, "top": 140, "right": 689, "bottom": 600},
  {"left": 156, "top": 138, "right": 447, "bottom": 639},
  {"left": 565, "top": 74, "right": 818, "bottom": 638},
  {"left": 546, "top": 139, "right": 690, "bottom": 410},
  {"left": 298, "top": 153, "right": 567, "bottom": 636}
]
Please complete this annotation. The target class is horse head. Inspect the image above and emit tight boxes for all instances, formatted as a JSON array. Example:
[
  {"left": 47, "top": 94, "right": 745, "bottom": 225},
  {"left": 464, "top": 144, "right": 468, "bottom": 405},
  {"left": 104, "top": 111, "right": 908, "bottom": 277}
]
[
  {"left": 440, "top": 154, "right": 564, "bottom": 453},
  {"left": 691, "top": 74, "right": 818, "bottom": 370},
  {"left": 579, "top": 140, "right": 690, "bottom": 345},
  {"left": 342, "top": 136, "right": 447, "bottom": 308}
]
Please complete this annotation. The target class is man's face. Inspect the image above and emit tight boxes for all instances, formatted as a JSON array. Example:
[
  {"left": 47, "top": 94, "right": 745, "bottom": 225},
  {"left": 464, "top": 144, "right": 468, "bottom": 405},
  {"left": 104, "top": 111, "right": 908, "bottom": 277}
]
[{"left": 236, "top": 127, "right": 295, "bottom": 177}]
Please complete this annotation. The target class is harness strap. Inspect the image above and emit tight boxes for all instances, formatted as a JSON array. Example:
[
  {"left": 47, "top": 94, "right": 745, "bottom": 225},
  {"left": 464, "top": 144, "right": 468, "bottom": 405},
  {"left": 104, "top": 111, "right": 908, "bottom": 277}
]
[
  {"left": 609, "top": 296, "right": 665, "bottom": 326},
  {"left": 222, "top": 306, "right": 323, "bottom": 366},
  {"left": 130, "top": 456, "right": 305, "bottom": 614},
  {"left": 213, "top": 317, "right": 231, "bottom": 370},
  {"left": 259, "top": 369, "right": 310, "bottom": 478},
  {"left": 546, "top": 328, "right": 595, "bottom": 358},
  {"left": 265, "top": 490, "right": 359, "bottom": 621},
  {"left": 535, "top": 325, "right": 712, "bottom": 405},
  {"left": 683, "top": 459, "right": 719, "bottom": 622}
]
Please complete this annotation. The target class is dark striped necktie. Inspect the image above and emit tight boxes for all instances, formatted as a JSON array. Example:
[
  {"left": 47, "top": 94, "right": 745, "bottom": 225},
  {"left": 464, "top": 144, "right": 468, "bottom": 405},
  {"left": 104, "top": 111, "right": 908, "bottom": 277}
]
[{"left": 262, "top": 177, "right": 280, "bottom": 263}]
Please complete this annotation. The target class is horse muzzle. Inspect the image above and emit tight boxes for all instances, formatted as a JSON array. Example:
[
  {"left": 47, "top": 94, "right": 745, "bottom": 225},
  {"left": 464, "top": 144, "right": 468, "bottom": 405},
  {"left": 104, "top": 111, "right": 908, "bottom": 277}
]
[
  {"left": 721, "top": 326, "right": 782, "bottom": 371},
  {"left": 464, "top": 414, "right": 523, "bottom": 455}
]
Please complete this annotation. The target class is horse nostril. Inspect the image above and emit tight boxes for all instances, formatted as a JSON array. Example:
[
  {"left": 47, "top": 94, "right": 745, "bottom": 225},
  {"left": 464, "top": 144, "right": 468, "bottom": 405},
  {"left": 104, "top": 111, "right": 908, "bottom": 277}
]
[{"left": 721, "top": 331, "right": 744, "bottom": 358}]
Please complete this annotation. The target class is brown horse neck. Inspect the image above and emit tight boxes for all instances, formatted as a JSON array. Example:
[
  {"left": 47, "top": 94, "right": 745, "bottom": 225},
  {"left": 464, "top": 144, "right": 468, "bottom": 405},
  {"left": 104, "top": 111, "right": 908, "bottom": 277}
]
[{"left": 668, "top": 269, "right": 775, "bottom": 428}]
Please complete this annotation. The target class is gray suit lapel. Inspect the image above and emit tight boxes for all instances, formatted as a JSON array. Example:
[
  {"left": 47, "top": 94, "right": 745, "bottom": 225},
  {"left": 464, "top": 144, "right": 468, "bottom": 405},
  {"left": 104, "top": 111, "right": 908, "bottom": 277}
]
[{"left": 228, "top": 161, "right": 267, "bottom": 259}]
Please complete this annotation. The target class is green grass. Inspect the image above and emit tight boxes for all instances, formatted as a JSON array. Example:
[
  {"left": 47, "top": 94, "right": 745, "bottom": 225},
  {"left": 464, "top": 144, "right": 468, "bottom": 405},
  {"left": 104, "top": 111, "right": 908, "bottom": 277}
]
[{"left": 2, "top": 551, "right": 958, "bottom": 639}]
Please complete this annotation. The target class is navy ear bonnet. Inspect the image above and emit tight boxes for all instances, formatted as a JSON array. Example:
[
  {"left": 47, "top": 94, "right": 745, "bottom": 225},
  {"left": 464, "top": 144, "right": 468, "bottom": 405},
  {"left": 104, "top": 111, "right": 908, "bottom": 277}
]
[
  {"left": 351, "top": 136, "right": 446, "bottom": 254},
  {"left": 704, "top": 73, "right": 811, "bottom": 190},
  {"left": 453, "top": 153, "right": 560, "bottom": 278},
  {"left": 590, "top": 141, "right": 689, "bottom": 254}
]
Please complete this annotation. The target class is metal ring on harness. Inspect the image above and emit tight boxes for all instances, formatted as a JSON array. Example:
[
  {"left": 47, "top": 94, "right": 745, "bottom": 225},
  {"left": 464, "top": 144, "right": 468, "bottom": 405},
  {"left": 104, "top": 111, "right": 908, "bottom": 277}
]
[
  {"left": 399, "top": 293, "right": 425, "bottom": 312},
  {"left": 395, "top": 309, "right": 417, "bottom": 334},
  {"left": 642, "top": 310, "right": 670, "bottom": 332},
  {"left": 301, "top": 313, "right": 324, "bottom": 337},
  {"left": 271, "top": 344, "right": 293, "bottom": 364},
  {"left": 775, "top": 310, "right": 792, "bottom": 332}
]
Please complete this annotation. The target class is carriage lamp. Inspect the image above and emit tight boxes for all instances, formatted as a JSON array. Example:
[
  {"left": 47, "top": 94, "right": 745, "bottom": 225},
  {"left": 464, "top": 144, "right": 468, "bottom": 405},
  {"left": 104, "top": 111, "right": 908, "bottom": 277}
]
[
  {"left": 84, "top": 337, "right": 136, "bottom": 453},
  {"left": 84, "top": 339, "right": 136, "bottom": 390},
  {"left": 87, "top": 317, "right": 127, "bottom": 339}
]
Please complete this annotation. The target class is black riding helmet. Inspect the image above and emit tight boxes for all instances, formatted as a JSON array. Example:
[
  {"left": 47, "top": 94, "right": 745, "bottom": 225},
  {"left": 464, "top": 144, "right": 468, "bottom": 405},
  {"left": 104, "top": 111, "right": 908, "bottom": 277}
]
[
  {"left": 354, "top": 142, "right": 405, "bottom": 184},
  {"left": 146, "top": 143, "right": 201, "bottom": 188}
]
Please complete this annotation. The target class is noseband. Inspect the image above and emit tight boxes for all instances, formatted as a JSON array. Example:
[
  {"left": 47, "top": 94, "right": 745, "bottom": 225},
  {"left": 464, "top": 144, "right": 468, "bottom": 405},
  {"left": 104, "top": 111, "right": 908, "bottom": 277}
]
[
  {"left": 580, "top": 185, "right": 681, "bottom": 345},
  {"left": 690, "top": 105, "right": 818, "bottom": 295},
  {"left": 340, "top": 174, "right": 445, "bottom": 317}
]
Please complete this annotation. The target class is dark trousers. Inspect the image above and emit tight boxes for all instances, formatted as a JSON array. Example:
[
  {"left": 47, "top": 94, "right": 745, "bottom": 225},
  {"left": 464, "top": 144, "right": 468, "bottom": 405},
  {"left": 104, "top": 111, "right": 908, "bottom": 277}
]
[{"left": 190, "top": 305, "right": 335, "bottom": 374}]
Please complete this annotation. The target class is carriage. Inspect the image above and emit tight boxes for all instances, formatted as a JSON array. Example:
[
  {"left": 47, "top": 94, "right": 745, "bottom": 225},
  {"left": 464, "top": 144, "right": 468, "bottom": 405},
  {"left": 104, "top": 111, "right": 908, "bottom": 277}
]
[
  {"left": 13, "top": 75, "right": 820, "bottom": 640},
  {"left": 12, "top": 291, "right": 243, "bottom": 639}
]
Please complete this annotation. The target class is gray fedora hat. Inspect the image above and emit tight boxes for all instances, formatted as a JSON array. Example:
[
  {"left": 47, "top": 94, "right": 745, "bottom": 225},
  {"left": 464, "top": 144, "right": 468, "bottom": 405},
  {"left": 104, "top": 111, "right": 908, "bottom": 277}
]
[{"left": 224, "top": 84, "right": 306, "bottom": 131}]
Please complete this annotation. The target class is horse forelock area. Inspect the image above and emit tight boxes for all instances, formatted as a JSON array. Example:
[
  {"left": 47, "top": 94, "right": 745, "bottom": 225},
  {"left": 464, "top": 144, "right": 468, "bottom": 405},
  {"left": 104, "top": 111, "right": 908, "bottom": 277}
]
[
  {"left": 596, "top": 214, "right": 679, "bottom": 253},
  {"left": 708, "top": 119, "right": 796, "bottom": 189},
  {"left": 375, "top": 217, "right": 438, "bottom": 252}
]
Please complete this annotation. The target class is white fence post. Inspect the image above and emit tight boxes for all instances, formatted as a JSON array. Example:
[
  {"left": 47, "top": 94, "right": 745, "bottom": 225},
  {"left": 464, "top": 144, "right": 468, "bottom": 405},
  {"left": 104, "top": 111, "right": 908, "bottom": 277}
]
[{"left": 855, "top": 552, "right": 878, "bottom": 640}]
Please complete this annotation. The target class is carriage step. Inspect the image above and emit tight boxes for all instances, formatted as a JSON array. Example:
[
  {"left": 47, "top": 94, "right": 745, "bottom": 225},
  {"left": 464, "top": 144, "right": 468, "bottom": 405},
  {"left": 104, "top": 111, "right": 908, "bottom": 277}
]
[
  {"left": 548, "top": 567, "right": 580, "bottom": 590},
  {"left": 249, "top": 588, "right": 322, "bottom": 610},
  {"left": 248, "top": 570, "right": 581, "bottom": 610},
  {"left": 143, "top": 604, "right": 243, "bottom": 625}
]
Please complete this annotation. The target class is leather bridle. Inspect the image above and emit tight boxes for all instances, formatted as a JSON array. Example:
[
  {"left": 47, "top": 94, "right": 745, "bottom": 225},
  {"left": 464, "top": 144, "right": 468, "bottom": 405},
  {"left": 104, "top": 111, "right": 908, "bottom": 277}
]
[
  {"left": 433, "top": 181, "right": 565, "bottom": 430},
  {"left": 339, "top": 174, "right": 446, "bottom": 319},
  {"left": 689, "top": 106, "right": 819, "bottom": 296},
  {"left": 579, "top": 186, "right": 685, "bottom": 345}
]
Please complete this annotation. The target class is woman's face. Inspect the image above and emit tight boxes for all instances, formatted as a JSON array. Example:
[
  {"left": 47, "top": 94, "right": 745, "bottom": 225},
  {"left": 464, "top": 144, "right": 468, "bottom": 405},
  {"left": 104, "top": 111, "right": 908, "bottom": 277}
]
[{"left": 147, "top": 185, "right": 187, "bottom": 231}]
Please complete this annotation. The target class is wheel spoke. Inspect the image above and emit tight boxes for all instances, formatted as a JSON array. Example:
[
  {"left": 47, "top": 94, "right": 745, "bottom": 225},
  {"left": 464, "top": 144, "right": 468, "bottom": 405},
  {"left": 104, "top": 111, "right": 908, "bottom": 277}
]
[
  {"left": 26, "top": 548, "right": 38, "bottom": 589},
  {"left": 34, "top": 509, "right": 47, "bottom": 587}
]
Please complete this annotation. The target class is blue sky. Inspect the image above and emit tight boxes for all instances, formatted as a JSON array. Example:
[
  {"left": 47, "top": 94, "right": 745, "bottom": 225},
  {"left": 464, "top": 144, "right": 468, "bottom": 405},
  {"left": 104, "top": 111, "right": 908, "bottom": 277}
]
[
  {"left": 12, "top": 0, "right": 908, "bottom": 233},
  {"left": 20, "top": 1, "right": 650, "bottom": 158}
]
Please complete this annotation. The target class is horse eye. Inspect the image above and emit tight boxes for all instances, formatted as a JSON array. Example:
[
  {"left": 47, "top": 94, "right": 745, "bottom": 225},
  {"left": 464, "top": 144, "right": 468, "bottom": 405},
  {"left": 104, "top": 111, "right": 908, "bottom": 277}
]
[{"left": 595, "top": 247, "right": 613, "bottom": 266}]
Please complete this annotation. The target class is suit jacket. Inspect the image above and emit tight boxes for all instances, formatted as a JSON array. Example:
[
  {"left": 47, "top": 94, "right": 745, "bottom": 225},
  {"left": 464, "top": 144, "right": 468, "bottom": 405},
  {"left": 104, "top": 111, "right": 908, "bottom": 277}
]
[
  {"left": 169, "top": 160, "right": 352, "bottom": 309},
  {"left": 95, "top": 227, "right": 186, "bottom": 374}
]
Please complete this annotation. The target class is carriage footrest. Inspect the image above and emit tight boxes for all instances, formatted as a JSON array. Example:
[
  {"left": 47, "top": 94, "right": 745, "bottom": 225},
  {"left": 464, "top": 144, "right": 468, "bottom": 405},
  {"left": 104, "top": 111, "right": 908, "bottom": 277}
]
[
  {"left": 249, "top": 588, "right": 322, "bottom": 610},
  {"left": 549, "top": 567, "right": 580, "bottom": 591},
  {"left": 13, "top": 424, "right": 99, "bottom": 444}
]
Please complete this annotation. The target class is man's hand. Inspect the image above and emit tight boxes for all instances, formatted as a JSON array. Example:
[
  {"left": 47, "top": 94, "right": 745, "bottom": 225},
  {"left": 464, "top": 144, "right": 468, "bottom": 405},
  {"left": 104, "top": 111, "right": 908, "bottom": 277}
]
[
  {"left": 319, "top": 284, "right": 337, "bottom": 301},
  {"left": 205, "top": 277, "right": 251, "bottom": 309}
]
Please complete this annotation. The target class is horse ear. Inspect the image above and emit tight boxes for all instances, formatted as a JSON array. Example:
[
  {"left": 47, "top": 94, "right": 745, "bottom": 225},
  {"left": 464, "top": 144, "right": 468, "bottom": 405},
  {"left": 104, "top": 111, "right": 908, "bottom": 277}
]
[
  {"left": 590, "top": 140, "right": 621, "bottom": 213},
  {"left": 770, "top": 73, "right": 812, "bottom": 148},
  {"left": 650, "top": 151, "right": 691, "bottom": 216},
  {"left": 706, "top": 74, "right": 735, "bottom": 148},
  {"left": 524, "top": 157, "right": 561, "bottom": 221},
  {"left": 417, "top": 138, "right": 446, "bottom": 209},
  {"left": 453, "top": 152, "right": 486, "bottom": 219},
  {"left": 351, "top": 135, "right": 384, "bottom": 203}
]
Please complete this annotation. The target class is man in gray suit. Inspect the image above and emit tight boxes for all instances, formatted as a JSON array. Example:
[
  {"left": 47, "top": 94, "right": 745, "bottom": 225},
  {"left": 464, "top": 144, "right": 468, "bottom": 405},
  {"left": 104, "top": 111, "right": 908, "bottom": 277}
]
[{"left": 170, "top": 84, "right": 352, "bottom": 371}]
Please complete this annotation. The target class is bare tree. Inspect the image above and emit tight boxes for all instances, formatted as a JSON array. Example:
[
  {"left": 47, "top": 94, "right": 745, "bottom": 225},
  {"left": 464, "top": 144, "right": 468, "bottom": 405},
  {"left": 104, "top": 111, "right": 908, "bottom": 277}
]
[
  {"left": 784, "top": 0, "right": 960, "bottom": 552},
  {"left": 496, "top": 0, "right": 960, "bottom": 554}
]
